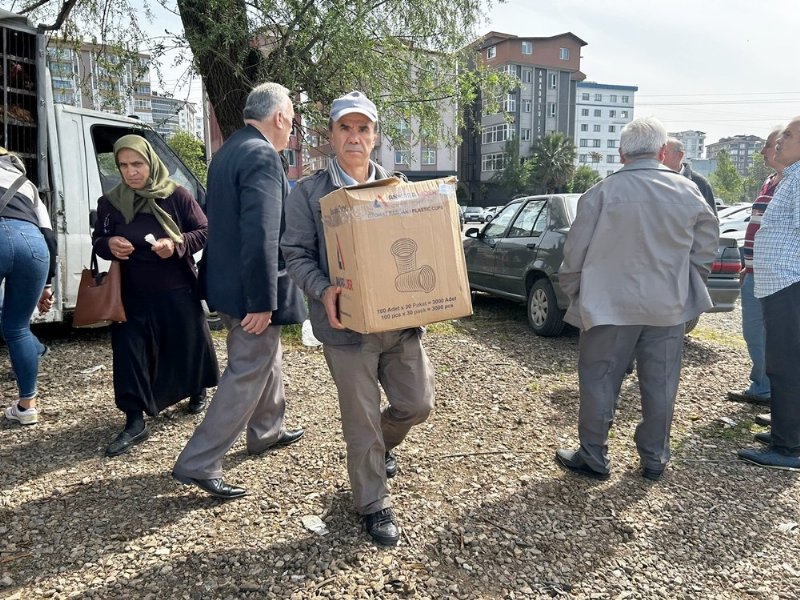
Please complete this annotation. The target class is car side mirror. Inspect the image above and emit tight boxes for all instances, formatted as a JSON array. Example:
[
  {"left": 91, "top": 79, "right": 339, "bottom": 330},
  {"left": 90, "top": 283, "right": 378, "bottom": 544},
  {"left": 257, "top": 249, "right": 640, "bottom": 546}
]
[{"left": 465, "top": 227, "right": 480, "bottom": 238}]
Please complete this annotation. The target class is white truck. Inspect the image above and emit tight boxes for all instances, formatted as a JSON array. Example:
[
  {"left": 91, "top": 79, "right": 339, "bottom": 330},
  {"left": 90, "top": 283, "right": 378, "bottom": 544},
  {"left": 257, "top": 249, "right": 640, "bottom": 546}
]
[{"left": 0, "top": 10, "right": 206, "bottom": 324}]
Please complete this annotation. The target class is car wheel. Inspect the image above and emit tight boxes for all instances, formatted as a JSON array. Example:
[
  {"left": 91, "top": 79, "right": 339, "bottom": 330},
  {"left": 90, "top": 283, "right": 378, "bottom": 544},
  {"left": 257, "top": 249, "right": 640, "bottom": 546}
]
[
  {"left": 527, "top": 279, "right": 565, "bottom": 337},
  {"left": 684, "top": 316, "right": 700, "bottom": 334},
  {"left": 485, "top": 214, "right": 493, "bottom": 223}
]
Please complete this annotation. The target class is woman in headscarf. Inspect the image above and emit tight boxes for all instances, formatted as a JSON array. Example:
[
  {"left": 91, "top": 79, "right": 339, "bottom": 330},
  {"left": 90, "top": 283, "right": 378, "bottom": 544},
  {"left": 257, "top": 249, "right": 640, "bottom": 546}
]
[
  {"left": 92, "top": 135, "right": 218, "bottom": 457},
  {"left": 0, "top": 149, "right": 56, "bottom": 426}
]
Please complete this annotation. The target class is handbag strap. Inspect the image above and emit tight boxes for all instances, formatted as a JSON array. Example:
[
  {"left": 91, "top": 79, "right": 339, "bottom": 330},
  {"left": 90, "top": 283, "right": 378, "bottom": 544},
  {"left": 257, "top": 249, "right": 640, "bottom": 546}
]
[{"left": 0, "top": 174, "right": 30, "bottom": 215}]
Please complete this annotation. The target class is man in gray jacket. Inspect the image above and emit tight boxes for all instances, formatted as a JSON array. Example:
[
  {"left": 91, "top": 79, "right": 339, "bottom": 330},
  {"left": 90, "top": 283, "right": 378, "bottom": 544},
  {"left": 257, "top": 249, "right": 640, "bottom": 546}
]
[
  {"left": 281, "top": 91, "right": 434, "bottom": 546},
  {"left": 556, "top": 117, "right": 719, "bottom": 481}
]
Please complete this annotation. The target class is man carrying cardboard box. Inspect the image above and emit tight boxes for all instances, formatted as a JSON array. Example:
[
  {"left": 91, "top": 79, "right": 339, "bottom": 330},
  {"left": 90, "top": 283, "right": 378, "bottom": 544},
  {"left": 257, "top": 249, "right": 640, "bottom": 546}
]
[{"left": 282, "top": 91, "right": 435, "bottom": 546}]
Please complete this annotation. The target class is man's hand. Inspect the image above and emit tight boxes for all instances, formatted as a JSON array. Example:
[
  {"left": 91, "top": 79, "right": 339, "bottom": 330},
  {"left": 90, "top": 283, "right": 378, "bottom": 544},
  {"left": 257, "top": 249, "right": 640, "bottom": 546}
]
[
  {"left": 322, "top": 286, "right": 345, "bottom": 329},
  {"left": 109, "top": 236, "right": 134, "bottom": 260},
  {"left": 739, "top": 266, "right": 746, "bottom": 285},
  {"left": 241, "top": 311, "right": 271, "bottom": 335},
  {"left": 37, "top": 287, "right": 54, "bottom": 314},
  {"left": 151, "top": 237, "right": 176, "bottom": 259}
]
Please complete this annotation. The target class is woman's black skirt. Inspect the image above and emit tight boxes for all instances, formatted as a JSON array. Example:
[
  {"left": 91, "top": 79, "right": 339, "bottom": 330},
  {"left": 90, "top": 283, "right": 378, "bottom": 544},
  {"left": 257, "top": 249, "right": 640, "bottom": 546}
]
[{"left": 111, "top": 287, "right": 219, "bottom": 416}]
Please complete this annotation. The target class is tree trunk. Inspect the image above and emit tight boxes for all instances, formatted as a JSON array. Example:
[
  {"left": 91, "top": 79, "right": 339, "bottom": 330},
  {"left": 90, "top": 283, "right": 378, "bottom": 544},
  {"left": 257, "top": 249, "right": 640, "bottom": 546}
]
[{"left": 177, "top": 0, "right": 261, "bottom": 140}]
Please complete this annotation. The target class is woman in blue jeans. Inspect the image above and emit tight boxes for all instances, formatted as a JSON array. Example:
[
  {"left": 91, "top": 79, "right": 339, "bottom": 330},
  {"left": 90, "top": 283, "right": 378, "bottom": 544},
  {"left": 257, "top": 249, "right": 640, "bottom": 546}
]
[{"left": 0, "top": 150, "right": 56, "bottom": 426}]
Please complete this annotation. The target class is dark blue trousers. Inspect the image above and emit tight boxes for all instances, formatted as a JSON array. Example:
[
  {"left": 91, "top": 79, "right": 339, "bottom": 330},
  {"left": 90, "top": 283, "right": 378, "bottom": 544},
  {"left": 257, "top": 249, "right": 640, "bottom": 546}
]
[{"left": 762, "top": 280, "right": 800, "bottom": 455}]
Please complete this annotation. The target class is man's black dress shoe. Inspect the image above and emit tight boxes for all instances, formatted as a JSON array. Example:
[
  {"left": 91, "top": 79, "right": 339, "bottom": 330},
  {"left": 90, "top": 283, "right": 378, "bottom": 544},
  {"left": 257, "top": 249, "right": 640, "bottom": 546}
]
[
  {"left": 754, "top": 431, "right": 772, "bottom": 446},
  {"left": 187, "top": 390, "right": 208, "bottom": 414},
  {"left": 385, "top": 452, "right": 398, "bottom": 478},
  {"left": 172, "top": 471, "right": 247, "bottom": 499},
  {"left": 555, "top": 448, "right": 610, "bottom": 481},
  {"left": 249, "top": 428, "right": 305, "bottom": 455},
  {"left": 105, "top": 425, "right": 150, "bottom": 457},
  {"left": 365, "top": 507, "right": 400, "bottom": 546},
  {"left": 726, "top": 390, "right": 770, "bottom": 406},
  {"left": 642, "top": 466, "right": 664, "bottom": 481}
]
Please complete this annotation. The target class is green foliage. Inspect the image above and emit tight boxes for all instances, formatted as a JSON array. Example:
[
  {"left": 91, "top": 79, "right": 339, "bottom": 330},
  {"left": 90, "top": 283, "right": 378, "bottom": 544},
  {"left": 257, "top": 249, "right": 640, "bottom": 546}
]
[
  {"left": 529, "top": 132, "right": 576, "bottom": 194},
  {"left": 710, "top": 150, "right": 744, "bottom": 203},
  {"left": 741, "top": 152, "right": 771, "bottom": 201},
  {"left": 24, "top": 0, "right": 512, "bottom": 144},
  {"left": 167, "top": 131, "right": 208, "bottom": 185},
  {"left": 568, "top": 164, "right": 601, "bottom": 193},
  {"left": 491, "top": 139, "right": 533, "bottom": 196}
]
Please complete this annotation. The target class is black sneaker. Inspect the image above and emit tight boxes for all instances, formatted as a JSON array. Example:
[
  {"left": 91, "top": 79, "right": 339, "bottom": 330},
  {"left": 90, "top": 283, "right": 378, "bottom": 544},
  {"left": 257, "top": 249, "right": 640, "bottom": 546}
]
[{"left": 365, "top": 507, "right": 400, "bottom": 546}]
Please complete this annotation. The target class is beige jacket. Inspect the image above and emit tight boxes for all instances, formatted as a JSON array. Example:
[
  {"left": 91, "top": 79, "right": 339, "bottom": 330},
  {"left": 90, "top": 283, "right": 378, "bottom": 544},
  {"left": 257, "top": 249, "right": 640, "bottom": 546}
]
[{"left": 560, "top": 159, "right": 719, "bottom": 331}]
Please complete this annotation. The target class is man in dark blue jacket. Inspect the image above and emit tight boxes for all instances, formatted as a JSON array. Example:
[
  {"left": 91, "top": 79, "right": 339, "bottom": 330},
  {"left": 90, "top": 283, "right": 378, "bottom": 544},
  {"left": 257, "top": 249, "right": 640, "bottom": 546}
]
[{"left": 172, "top": 82, "right": 304, "bottom": 499}]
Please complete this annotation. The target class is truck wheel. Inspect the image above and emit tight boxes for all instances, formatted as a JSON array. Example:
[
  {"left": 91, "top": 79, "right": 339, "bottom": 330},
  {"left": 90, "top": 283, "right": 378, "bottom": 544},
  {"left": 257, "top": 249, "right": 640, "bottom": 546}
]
[
  {"left": 527, "top": 279, "right": 565, "bottom": 337},
  {"left": 684, "top": 316, "right": 700, "bottom": 334}
]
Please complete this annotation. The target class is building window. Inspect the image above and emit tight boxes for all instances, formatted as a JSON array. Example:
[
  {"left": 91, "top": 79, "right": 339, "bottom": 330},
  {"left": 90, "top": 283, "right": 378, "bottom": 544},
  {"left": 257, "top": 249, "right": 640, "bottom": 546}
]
[
  {"left": 579, "top": 154, "right": 587, "bottom": 162},
  {"left": 487, "top": 45, "right": 496, "bottom": 59},
  {"left": 580, "top": 124, "right": 588, "bottom": 132},
  {"left": 621, "top": 110, "right": 629, "bottom": 118},
  {"left": 581, "top": 93, "right": 590, "bottom": 101},
  {"left": 606, "top": 155, "right": 616, "bottom": 163},
  {"left": 482, "top": 123, "right": 512, "bottom": 144},
  {"left": 593, "top": 109, "right": 601, "bottom": 117},
  {"left": 581, "top": 108, "right": 589, "bottom": 117},
  {"left": 521, "top": 41, "right": 533, "bottom": 54},
  {"left": 421, "top": 148, "right": 436, "bottom": 165},
  {"left": 592, "top": 154, "right": 601, "bottom": 162},
  {"left": 607, "top": 140, "right": 617, "bottom": 148},
  {"left": 579, "top": 139, "right": 588, "bottom": 147},
  {"left": 521, "top": 128, "right": 531, "bottom": 141},
  {"left": 593, "top": 124, "right": 601, "bottom": 132},
  {"left": 550, "top": 73, "right": 558, "bottom": 88},
  {"left": 481, "top": 152, "right": 506, "bottom": 172},
  {"left": 134, "top": 98, "right": 151, "bottom": 110},
  {"left": 523, "top": 99, "right": 532, "bottom": 113},
  {"left": 523, "top": 69, "right": 532, "bottom": 83},
  {"left": 594, "top": 94, "right": 602, "bottom": 102},
  {"left": 285, "top": 149, "right": 296, "bottom": 167},
  {"left": 610, "top": 95, "right": 617, "bottom": 102},
  {"left": 608, "top": 125, "right": 616, "bottom": 133},
  {"left": 609, "top": 110, "right": 616, "bottom": 118},
  {"left": 559, "top": 47, "right": 570, "bottom": 60},
  {"left": 622, "top": 95, "right": 629, "bottom": 103},
  {"left": 502, "top": 93, "right": 516, "bottom": 112},
  {"left": 503, "top": 64, "right": 516, "bottom": 77},
  {"left": 394, "top": 150, "right": 411, "bottom": 165},
  {"left": 592, "top": 139, "right": 601, "bottom": 148},
  {"left": 548, "top": 103, "right": 556, "bottom": 117}
]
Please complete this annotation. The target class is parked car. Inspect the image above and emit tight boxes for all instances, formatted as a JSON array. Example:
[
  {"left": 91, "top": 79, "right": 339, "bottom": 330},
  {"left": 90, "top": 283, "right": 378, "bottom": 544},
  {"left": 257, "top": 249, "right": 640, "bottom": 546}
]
[
  {"left": 719, "top": 205, "right": 752, "bottom": 234},
  {"left": 484, "top": 206, "right": 500, "bottom": 223},
  {"left": 717, "top": 203, "right": 751, "bottom": 220},
  {"left": 463, "top": 194, "right": 741, "bottom": 337},
  {"left": 463, "top": 206, "right": 487, "bottom": 223}
]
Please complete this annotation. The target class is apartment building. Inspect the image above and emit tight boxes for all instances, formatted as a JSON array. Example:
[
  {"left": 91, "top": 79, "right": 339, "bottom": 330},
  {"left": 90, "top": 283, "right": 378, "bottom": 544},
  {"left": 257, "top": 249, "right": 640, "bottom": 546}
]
[
  {"left": 46, "top": 41, "right": 153, "bottom": 122},
  {"left": 151, "top": 92, "right": 199, "bottom": 139},
  {"left": 706, "top": 134, "right": 765, "bottom": 176},
  {"left": 668, "top": 130, "right": 706, "bottom": 160},
  {"left": 459, "top": 31, "right": 587, "bottom": 204},
  {"left": 574, "top": 81, "right": 637, "bottom": 176}
]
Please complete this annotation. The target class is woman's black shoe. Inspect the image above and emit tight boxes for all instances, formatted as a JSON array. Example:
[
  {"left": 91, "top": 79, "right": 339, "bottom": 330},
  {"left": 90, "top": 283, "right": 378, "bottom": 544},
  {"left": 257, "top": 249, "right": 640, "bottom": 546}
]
[
  {"left": 106, "top": 425, "right": 150, "bottom": 457},
  {"left": 187, "top": 390, "right": 208, "bottom": 414}
]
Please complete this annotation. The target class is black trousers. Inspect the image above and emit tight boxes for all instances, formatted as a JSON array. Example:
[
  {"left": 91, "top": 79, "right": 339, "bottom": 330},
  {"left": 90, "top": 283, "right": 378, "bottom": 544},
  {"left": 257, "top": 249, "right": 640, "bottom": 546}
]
[{"left": 762, "top": 280, "right": 800, "bottom": 455}]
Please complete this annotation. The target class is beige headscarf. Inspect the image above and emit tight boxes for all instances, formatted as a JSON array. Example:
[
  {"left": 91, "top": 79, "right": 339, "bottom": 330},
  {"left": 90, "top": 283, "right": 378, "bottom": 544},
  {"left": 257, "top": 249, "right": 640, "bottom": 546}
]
[{"left": 106, "top": 135, "right": 182, "bottom": 243}]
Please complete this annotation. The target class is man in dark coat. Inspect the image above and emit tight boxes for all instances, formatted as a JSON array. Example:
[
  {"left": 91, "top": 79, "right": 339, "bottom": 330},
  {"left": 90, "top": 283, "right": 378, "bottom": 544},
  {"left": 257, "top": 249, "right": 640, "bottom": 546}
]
[
  {"left": 172, "top": 82, "right": 304, "bottom": 499},
  {"left": 664, "top": 137, "right": 717, "bottom": 215}
]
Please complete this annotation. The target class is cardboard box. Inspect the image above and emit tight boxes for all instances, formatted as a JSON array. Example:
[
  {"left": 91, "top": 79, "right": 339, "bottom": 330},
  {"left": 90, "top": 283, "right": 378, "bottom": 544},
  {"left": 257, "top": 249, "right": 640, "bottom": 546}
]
[{"left": 320, "top": 176, "right": 473, "bottom": 333}]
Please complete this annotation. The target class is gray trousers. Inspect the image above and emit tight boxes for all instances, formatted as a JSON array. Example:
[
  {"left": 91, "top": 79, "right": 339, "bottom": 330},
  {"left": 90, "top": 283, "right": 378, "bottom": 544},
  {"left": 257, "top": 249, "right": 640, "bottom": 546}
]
[
  {"left": 576, "top": 323, "right": 685, "bottom": 473},
  {"left": 173, "top": 313, "right": 286, "bottom": 480},
  {"left": 324, "top": 329, "right": 435, "bottom": 515}
]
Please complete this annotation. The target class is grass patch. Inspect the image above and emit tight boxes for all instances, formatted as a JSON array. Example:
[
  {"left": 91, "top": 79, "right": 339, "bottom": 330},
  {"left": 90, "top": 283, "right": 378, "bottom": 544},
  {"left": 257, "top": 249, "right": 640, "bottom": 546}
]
[
  {"left": 425, "top": 320, "right": 460, "bottom": 336},
  {"left": 688, "top": 325, "right": 746, "bottom": 349}
]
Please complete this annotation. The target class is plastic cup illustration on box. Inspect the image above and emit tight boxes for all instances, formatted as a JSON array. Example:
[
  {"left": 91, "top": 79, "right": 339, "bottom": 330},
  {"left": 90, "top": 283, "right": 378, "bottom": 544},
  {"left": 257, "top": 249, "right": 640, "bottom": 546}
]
[{"left": 390, "top": 238, "right": 436, "bottom": 293}]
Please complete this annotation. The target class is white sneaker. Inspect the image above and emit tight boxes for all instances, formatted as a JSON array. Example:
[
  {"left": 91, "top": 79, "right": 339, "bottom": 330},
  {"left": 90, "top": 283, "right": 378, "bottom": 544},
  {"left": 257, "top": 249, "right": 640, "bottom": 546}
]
[{"left": 4, "top": 403, "right": 38, "bottom": 425}]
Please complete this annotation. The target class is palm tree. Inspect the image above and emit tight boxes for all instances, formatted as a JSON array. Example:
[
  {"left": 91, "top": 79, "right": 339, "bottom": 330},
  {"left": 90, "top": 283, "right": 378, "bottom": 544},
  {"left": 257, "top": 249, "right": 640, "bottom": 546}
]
[{"left": 530, "top": 132, "right": 577, "bottom": 193}]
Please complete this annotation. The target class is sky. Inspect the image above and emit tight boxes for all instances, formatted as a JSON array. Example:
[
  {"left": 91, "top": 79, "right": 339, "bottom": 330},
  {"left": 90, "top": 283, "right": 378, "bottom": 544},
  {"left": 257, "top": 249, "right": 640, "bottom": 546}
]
[
  {"left": 485, "top": 0, "right": 798, "bottom": 144},
  {"left": 148, "top": 0, "right": 797, "bottom": 146}
]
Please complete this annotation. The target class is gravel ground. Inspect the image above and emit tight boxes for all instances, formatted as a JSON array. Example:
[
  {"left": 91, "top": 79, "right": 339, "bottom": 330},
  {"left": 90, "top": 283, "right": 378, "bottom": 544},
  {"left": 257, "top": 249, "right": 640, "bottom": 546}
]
[{"left": 2, "top": 298, "right": 799, "bottom": 600}]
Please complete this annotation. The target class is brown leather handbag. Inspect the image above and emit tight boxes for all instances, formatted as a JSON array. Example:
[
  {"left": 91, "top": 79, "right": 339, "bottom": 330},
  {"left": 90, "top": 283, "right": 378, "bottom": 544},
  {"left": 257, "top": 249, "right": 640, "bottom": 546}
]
[{"left": 72, "top": 250, "right": 126, "bottom": 328}]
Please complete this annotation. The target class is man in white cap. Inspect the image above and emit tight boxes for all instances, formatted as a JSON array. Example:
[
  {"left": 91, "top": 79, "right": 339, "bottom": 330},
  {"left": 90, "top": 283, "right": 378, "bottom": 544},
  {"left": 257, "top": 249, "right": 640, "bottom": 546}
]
[{"left": 282, "top": 91, "right": 435, "bottom": 546}]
